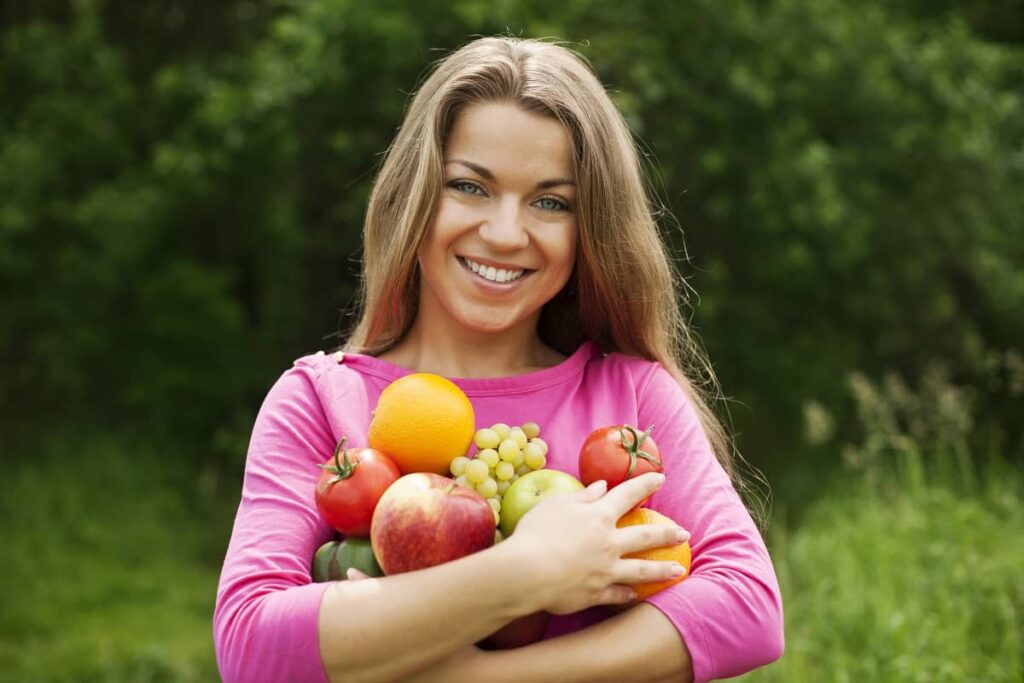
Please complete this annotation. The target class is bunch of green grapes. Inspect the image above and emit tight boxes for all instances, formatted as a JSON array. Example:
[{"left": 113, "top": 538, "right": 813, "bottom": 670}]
[{"left": 449, "top": 421, "right": 549, "bottom": 542}]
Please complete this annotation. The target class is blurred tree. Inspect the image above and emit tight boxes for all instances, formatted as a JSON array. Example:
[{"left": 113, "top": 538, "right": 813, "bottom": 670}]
[
  {"left": 2, "top": 0, "right": 1020, "bottom": 491},
  {"left": 541, "top": 0, "right": 1024, "bottom": 491}
]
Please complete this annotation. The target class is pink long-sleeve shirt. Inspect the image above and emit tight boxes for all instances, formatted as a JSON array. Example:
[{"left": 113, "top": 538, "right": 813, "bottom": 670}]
[{"left": 213, "top": 341, "right": 784, "bottom": 682}]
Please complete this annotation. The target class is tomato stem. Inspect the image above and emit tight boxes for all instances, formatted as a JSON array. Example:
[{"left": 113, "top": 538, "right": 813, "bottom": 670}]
[
  {"left": 620, "top": 425, "right": 662, "bottom": 478},
  {"left": 319, "top": 437, "right": 358, "bottom": 483}
]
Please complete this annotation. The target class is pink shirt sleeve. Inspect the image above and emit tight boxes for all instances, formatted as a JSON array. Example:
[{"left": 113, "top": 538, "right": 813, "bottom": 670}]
[
  {"left": 213, "top": 357, "right": 334, "bottom": 683},
  {"left": 637, "top": 364, "right": 784, "bottom": 682}
]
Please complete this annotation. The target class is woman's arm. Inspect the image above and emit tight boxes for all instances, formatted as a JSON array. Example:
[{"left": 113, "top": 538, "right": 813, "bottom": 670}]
[
  {"left": 408, "top": 603, "right": 691, "bottom": 683},
  {"left": 317, "top": 539, "right": 533, "bottom": 682},
  {"left": 635, "top": 363, "right": 785, "bottom": 681},
  {"left": 501, "top": 603, "right": 691, "bottom": 683}
]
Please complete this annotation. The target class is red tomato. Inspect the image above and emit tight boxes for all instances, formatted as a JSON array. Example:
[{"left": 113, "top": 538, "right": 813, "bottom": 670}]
[
  {"left": 578, "top": 425, "right": 663, "bottom": 494},
  {"left": 315, "top": 438, "right": 400, "bottom": 536}
]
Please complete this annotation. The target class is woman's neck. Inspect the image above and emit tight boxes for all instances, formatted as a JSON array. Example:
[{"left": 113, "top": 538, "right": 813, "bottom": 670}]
[{"left": 378, "top": 318, "right": 563, "bottom": 379}]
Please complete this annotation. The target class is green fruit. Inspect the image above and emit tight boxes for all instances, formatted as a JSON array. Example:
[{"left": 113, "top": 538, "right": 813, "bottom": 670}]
[
  {"left": 499, "top": 469, "right": 584, "bottom": 537},
  {"left": 312, "top": 537, "right": 384, "bottom": 582}
]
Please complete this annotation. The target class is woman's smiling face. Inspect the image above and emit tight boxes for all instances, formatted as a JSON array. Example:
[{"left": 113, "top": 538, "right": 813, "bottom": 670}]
[{"left": 416, "top": 101, "right": 578, "bottom": 338}]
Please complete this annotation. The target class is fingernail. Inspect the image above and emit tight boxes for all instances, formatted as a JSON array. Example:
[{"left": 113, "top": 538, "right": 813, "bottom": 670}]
[
  {"left": 676, "top": 529, "right": 690, "bottom": 542},
  {"left": 670, "top": 564, "right": 687, "bottom": 577},
  {"left": 653, "top": 473, "right": 666, "bottom": 484}
]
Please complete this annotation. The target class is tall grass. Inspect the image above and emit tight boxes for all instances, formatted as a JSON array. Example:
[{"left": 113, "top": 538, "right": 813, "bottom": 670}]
[
  {"left": 743, "top": 368, "right": 1024, "bottom": 682},
  {"left": 741, "top": 459, "right": 1023, "bottom": 682},
  {"left": 0, "top": 433, "right": 230, "bottom": 682}
]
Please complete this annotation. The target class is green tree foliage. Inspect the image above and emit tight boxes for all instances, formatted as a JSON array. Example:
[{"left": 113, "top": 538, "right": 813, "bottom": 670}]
[
  {"left": 557, "top": 0, "right": 1024, "bottom": 490},
  {"left": 2, "top": 0, "right": 1021, "bottom": 484}
]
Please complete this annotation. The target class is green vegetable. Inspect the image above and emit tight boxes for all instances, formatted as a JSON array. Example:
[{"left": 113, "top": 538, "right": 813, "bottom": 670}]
[{"left": 312, "top": 537, "right": 384, "bottom": 582}]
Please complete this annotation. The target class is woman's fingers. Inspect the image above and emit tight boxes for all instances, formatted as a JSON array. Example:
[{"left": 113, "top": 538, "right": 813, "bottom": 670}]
[
  {"left": 599, "top": 584, "right": 639, "bottom": 605},
  {"left": 614, "top": 523, "right": 690, "bottom": 556},
  {"left": 611, "top": 558, "right": 689, "bottom": 585},
  {"left": 578, "top": 479, "right": 608, "bottom": 501},
  {"left": 509, "top": 474, "right": 687, "bottom": 615},
  {"left": 599, "top": 472, "right": 666, "bottom": 518}
]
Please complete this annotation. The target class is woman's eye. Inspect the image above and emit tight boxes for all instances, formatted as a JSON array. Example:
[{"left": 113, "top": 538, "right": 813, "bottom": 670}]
[
  {"left": 450, "top": 180, "right": 484, "bottom": 195},
  {"left": 536, "top": 196, "right": 569, "bottom": 212}
]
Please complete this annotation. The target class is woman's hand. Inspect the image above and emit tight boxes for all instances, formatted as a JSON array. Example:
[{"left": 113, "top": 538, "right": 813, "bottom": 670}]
[
  {"left": 345, "top": 567, "right": 372, "bottom": 580},
  {"left": 502, "top": 472, "right": 690, "bottom": 616}
]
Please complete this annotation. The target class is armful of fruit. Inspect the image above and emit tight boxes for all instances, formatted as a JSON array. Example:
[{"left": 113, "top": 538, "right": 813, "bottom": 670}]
[
  {"left": 309, "top": 375, "right": 691, "bottom": 680},
  {"left": 314, "top": 469, "right": 685, "bottom": 681}
]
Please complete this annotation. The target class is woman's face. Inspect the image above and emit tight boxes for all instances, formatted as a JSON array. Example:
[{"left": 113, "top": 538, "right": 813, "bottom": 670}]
[{"left": 416, "top": 101, "right": 578, "bottom": 339}]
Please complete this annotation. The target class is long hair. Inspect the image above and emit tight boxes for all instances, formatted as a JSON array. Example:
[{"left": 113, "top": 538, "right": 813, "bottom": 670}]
[{"left": 342, "top": 36, "right": 767, "bottom": 524}]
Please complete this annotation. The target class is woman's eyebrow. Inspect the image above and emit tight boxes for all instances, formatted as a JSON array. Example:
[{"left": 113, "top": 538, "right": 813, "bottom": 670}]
[{"left": 447, "top": 159, "right": 574, "bottom": 189}]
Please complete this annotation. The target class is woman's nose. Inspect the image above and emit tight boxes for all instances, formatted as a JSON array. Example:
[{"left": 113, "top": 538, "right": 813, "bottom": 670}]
[{"left": 479, "top": 197, "right": 529, "bottom": 250}]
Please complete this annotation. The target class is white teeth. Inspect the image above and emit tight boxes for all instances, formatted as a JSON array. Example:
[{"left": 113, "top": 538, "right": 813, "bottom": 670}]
[{"left": 462, "top": 258, "right": 525, "bottom": 283}]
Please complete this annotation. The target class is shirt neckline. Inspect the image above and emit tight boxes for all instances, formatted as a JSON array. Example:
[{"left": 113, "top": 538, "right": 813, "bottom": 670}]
[{"left": 340, "top": 340, "right": 599, "bottom": 396}]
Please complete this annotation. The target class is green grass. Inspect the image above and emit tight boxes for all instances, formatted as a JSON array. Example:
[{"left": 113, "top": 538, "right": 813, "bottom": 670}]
[
  {"left": 741, "top": 455, "right": 1024, "bottom": 683},
  {"left": 0, "top": 434, "right": 232, "bottom": 682},
  {"left": 2, "top": 432, "right": 1021, "bottom": 682}
]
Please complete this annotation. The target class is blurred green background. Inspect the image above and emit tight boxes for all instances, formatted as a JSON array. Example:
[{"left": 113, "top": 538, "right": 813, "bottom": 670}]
[{"left": 2, "top": 0, "right": 1022, "bottom": 681}]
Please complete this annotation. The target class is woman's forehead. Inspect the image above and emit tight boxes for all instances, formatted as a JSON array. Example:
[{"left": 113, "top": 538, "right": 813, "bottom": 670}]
[{"left": 444, "top": 102, "right": 573, "bottom": 181}]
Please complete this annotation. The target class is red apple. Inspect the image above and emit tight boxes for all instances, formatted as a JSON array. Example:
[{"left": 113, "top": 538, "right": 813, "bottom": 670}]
[
  {"left": 370, "top": 472, "right": 495, "bottom": 575},
  {"left": 478, "top": 611, "right": 551, "bottom": 650}
]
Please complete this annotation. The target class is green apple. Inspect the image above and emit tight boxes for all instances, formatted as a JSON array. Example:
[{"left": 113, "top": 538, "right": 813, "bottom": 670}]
[{"left": 499, "top": 469, "right": 584, "bottom": 536}]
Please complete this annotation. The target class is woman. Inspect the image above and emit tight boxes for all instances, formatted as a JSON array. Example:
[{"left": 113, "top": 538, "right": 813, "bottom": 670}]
[{"left": 214, "top": 36, "right": 783, "bottom": 682}]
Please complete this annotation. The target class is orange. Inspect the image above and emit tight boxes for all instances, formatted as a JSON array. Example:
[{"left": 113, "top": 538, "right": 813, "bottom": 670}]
[
  {"left": 368, "top": 373, "right": 475, "bottom": 475},
  {"left": 616, "top": 507, "right": 692, "bottom": 600}
]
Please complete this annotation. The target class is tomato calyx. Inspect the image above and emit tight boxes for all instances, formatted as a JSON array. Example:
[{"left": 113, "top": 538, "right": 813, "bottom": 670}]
[
  {"left": 620, "top": 425, "right": 662, "bottom": 478},
  {"left": 319, "top": 437, "right": 358, "bottom": 484}
]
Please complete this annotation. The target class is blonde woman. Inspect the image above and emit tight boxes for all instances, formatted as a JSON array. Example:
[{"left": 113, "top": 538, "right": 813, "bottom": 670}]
[{"left": 214, "top": 37, "right": 783, "bottom": 682}]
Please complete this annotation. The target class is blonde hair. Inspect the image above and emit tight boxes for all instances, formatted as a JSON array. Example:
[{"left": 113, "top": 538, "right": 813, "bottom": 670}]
[{"left": 342, "top": 36, "right": 767, "bottom": 523}]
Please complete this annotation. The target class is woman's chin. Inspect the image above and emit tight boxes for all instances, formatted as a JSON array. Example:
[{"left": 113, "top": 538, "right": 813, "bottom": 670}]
[
  {"left": 459, "top": 319, "right": 516, "bottom": 335},
  {"left": 454, "top": 310, "right": 529, "bottom": 336}
]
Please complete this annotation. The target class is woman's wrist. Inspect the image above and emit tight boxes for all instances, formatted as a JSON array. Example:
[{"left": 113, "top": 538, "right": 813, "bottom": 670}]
[{"left": 484, "top": 535, "right": 551, "bottom": 617}]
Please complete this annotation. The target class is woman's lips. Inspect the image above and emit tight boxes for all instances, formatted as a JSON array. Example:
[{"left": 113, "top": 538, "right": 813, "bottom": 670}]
[{"left": 457, "top": 256, "right": 534, "bottom": 289}]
